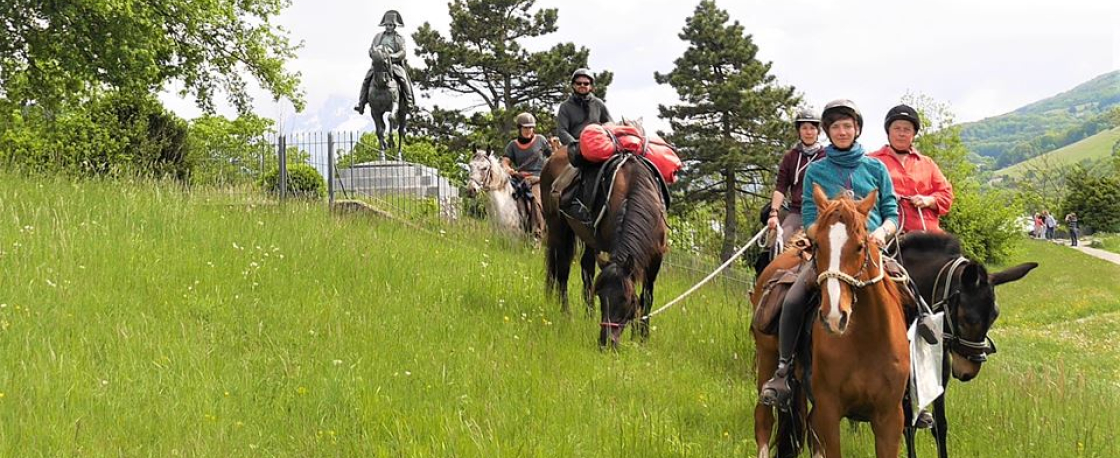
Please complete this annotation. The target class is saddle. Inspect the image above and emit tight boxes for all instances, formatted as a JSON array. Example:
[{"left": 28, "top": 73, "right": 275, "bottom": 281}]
[
  {"left": 560, "top": 153, "right": 671, "bottom": 232},
  {"left": 752, "top": 234, "right": 813, "bottom": 336}
]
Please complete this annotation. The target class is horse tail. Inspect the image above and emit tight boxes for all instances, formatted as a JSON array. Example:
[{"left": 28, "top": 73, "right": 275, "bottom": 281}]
[{"left": 775, "top": 383, "right": 807, "bottom": 458}]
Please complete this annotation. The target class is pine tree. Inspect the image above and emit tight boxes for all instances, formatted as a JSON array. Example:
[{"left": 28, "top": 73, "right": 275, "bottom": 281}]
[
  {"left": 411, "top": 0, "right": 612, "bottom": 151},
  {"left": 655, "top": 0, "right": 799, "bottom": 261}
]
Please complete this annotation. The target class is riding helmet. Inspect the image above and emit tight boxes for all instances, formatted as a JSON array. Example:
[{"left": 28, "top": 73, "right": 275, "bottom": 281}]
[
  {"left": 820, "top": 99, "right": 864, "bottom": 132},
  {"left": 884, "top": 104, "right": 921, "bottom": 134},
  {"left": 794, "top": 108, "right": 820, "bottom": 128},
  {"left": 571, "top": 68, "right": 595, "bottom": 85},
  {"left": 515, "top": 112, "right": 537, "bottom": 128}
]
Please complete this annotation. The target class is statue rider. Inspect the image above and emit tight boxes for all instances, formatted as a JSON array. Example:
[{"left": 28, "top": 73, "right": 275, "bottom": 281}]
[{"left": 355, "top": 10, "right": 415, "bottom": 115}]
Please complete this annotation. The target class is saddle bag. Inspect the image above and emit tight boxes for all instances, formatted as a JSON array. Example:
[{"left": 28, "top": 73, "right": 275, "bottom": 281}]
[
  {"left": 579, "top": 123, "right": 683, "bottom": 184},
  {"left": 752, "top": 265, "right": 802, "bottom": 336}
]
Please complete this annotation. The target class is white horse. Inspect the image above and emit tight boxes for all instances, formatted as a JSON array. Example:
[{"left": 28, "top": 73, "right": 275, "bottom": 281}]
[{"left": 466, "top": 151, "right": 523, "bottom": 235}]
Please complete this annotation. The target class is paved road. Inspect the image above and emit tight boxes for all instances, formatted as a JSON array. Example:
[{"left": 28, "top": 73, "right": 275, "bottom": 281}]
[{"left": 1046, "top": 238, "right": 1120, "bottom": 265}]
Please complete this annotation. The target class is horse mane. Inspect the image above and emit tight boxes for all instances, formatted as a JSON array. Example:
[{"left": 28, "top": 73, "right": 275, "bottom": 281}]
[
  {"left": 898, "top": 231, "right": 963, "bottom": 257},
  {"left": 609, "top": 160, "right": 662, "bottom": 275},
  {"left": 817, "top": 196, "right": 868, "bottom": 240}
]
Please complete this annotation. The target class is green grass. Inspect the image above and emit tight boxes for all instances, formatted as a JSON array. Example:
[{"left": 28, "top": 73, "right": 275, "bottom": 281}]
[
  {"left": 1, "top": 175, "right": 1117, "bottom": 457},
  {"left": 995, "top": 126, "right": 1120, "bottom": 178},
  {"left": 1093, "top": 233, "right": 1120, "bottom": 254}
]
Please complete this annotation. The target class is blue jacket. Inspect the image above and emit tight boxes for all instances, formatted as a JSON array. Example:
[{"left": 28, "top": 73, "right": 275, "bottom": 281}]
[{"left": 801, "top": 143, "right": 899, "bottom": 232}]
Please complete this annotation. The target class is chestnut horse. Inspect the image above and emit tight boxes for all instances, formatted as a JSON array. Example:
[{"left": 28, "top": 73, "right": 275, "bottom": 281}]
[
  {"left": 759, "top": 185, "right": 910, "bottom": 458},
  {"left": 540, "top": 137, "right": 668, "bottom": 347}
]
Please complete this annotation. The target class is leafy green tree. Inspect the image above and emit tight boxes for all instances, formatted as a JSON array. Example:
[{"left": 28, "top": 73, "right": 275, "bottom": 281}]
[
  {"left": 905, "top": 94, "right": 1022, "bottom": 262},
  {"left": 1062, "top": 166, "right": 1120, "bottom": 233},
  {"left": 411, "top": 0, "right": 611, "bottom": 146},
  {"left": 187, "top": 114, "right": 274, "bottom": 185},
  {"left": 655, "top": 0, "right": 799, "bottom": 261},
  {"left": 0, "top": 0, "right": 303, "bottom": 113}
]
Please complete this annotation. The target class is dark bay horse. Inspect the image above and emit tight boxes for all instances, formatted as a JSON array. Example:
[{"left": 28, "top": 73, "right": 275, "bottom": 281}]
[
  {"left": 540, "top": 138, "right": 668, "bottom": 348},
  {"left": 367, "top": 45, "right": 406, "bottom": 154},
  {"left": 897, "top": 232, "right": 1037, "bottom": 458}
]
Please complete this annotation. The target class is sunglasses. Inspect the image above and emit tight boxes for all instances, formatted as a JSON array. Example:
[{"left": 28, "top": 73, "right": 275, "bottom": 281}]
[{"left": 573, "top": 81, "right": 592, "bottom": 87}]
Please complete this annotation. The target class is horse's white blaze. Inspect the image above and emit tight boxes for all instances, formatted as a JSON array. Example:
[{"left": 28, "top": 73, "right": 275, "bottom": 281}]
[
  {"left": 757, "top": 444, "right": 769, "bottom": 458},
  {"left": 825, "top": 222, "right": 847, "bottom": 330}
]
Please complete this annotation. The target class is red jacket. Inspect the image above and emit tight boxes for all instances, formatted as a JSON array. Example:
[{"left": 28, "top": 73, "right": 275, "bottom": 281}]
[{"left": 869, "top": 145, "right": 954, "bottom": 233}]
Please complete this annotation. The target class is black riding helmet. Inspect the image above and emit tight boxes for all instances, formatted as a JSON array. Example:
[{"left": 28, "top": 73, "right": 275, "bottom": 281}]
[
  {"left": 571, "top": 68, "right": 594, "bottom": 85},
  {"left": 884, "top": 104, "right": 921, "bottom": 134},
  {"left": 820, "top": 99, "right": 863, "bottom": 139}
]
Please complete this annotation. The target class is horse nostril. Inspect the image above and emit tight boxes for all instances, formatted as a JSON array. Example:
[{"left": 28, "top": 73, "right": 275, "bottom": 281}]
[{"left": 839, "top": 312, "right": 849, "bottom": 331}]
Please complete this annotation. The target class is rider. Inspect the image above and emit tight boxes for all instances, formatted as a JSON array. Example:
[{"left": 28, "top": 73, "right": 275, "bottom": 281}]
[
  {"left": 868, "top": 104, "right": 954, "bottom": 233},
  {"left": 551, "top": 68, "right": 613, "bottom": 224},
  {"left": 768, "top": 108, "right": 826, "bottom": 244},
  {"left": 759, "top": 99, "right": 900, "bottom": 409},
  {"left": 503, "top": 112, "right": 552, "bottom": 238},
  {"left": 355, "top": 10, "right": 415, "bottom": 115}
]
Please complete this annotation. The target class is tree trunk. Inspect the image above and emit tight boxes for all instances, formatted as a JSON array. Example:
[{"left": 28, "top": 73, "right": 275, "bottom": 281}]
[{"left": 720, "top": 168, "right": 738, "bottom": 262}]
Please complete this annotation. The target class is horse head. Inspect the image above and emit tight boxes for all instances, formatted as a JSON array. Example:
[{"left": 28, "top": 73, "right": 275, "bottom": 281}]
[
  {"left": 595, "top": 258, "right": 638, "bottom": 348},
  {"left": 809, "top": 183, "right": 882, "bottom": 335},
  {"left": 465, "top": 150, "right": 503, "bottom": 198},
  {"left": 947, "top": 260, "right": 1037, "bottom": 381}
]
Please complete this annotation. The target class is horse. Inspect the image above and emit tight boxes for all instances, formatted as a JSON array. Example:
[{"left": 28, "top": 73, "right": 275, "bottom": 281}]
[
  {"left": 896, "top": 232, "right": 1037, "bottom": 458},
  {"left": 754, "top": 185, "right": 911, "bottom": 458},
  {"left": 540, "top": 127, "right": 668, "bottom": 347},
  {"left": 367, "top": 45, "right": 407, "bottom": 154},
  {"left": 465, "top": 151, "right": 523, "bottom": 235}
]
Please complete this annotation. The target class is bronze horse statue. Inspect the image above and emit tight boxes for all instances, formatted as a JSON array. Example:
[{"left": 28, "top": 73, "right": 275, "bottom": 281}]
[
  {"left": 367, "top": 45, "right": 407, "bottom": 154},
  {"left": 540, "top": 134, "right": 668, "bottom": 348}
]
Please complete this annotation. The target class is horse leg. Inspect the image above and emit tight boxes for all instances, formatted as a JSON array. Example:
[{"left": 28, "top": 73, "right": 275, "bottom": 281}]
[
  {"left": 902, "top": 390, "right": 917, "bottom": 458},
  {"left": 870, "top": 404, "right": 905, "bottom": 458},
  {"left": 933, "top": 393, "right": 948, "bottom": 458},
  {"left": 546, "top": 222, "right": 576, "bottom": 313},
  {"left": 580, "top": 246, "right": 596, "bottom": 316},
  {"left": 807, "top": 402, "right": 842, "bottom": 458},
  {"left": 637, "top": 254, "right": 662, "bottom": 341},
  {"left": 754, "top": 332, "right": 778, "bottom": 458},
  {"left": 373, "top": 114, "right": 388, "bottom": 151}
]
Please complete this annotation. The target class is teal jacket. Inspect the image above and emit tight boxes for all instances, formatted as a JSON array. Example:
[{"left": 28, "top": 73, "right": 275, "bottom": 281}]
[{"left": 800, "top": 143, "right": 899, "bottom": 232}]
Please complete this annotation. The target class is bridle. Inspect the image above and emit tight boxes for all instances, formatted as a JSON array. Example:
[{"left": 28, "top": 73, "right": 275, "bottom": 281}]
[
  {"left": 815, "top": 235, "right": 886, "bottom": 289},
  {"left": 468, "top": 160, "right": 499, "bottom": 192},
  {"left": 931, "top": 257, "right": 998, "bottom": 363}
]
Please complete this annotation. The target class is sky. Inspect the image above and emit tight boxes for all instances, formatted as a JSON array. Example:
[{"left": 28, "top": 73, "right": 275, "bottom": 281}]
[{"left": 161, "top": 0, "right": 1120, "bottom": 149}]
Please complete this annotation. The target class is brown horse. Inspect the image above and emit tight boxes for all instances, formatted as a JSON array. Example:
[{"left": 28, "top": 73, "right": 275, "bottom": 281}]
[{"left": 540, "top": 137, "right": 668, "bottom": 347}]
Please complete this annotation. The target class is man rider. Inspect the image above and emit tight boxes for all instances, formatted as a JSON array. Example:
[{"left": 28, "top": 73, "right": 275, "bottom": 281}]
[
  {"left": 503, "top": 112, "right": 552, "bottom": 239},
  {"left": 355, "top": 10, "right": 415, "bottom": 115},
  {"left": 551, "top": 68, "right": 613, "bottom": 224}
]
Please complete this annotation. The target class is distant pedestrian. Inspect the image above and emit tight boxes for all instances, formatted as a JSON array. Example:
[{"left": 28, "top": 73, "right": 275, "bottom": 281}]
[
  {"left": 1044, "top": 211, "right": 1057, "bottom": 240},
  {"left": 1033, "top": 213, "right": 1043, "bottom": 239},
  {"left": 1065, "top": 212, "right": 1079, "bottom": 247}
]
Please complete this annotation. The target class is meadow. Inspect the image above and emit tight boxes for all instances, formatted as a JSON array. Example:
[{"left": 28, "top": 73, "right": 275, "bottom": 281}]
[{"left": 1, "top": 175, "right": 1117, "bottom": 457}]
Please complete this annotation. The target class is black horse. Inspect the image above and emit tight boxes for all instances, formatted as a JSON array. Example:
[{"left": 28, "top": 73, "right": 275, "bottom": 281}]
[
  {"left": 367, "top": 45, "right": 407, "bottom": 154},
  {"left": 897, "top": 232, "right": 1037, "bottom": 458}
]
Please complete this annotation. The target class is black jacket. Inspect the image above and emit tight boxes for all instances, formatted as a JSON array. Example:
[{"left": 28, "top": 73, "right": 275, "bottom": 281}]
[{"left": 555, "top": 94, "right": 612, "bottom": 145}]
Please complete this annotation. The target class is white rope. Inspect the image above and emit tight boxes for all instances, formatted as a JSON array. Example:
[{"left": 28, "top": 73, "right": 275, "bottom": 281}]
[{"left": 642, "top": 227, "right": 769, "bottom": 320}]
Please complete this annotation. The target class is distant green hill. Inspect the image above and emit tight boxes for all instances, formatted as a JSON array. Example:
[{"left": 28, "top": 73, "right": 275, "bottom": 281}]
[
  {"left": 994, "top": 126, "right": 1120, "bottom": 178},
  {"left": 960, "top": 71, "right": 1120, "bottom": 167}
]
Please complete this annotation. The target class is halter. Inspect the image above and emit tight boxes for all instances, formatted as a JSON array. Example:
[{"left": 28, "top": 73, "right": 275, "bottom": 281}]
[
  {"left": 468, "top": 160, "right": 501, "bottom": 192},
  {"left": 931, "top": 257, "right": 998, "bottom": 363},
  {"left": 815, "top": 236, "right": 886, "bottom": 289}
]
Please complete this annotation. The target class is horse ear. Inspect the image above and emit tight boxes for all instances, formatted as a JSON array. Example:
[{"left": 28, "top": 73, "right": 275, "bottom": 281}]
[
  {"left": 856, "top": 189, "right": 878, "bottom": 216},
  {"left": 812, "top": 183, "right": 829, "bottom": 209},
  {"left": 961, "top": 262, "right": 987, "bottom": 289},
  {"left": 474, "top": 150, "right": 487, "bottom": 159},
  {"left": 989, "top": 262, "right": 1038, "bottom": 286}
]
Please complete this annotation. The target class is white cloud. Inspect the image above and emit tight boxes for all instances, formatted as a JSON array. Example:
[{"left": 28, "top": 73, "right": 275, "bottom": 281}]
[{"left": 163, "top": 0, "right": 1120, "bottom": 149}]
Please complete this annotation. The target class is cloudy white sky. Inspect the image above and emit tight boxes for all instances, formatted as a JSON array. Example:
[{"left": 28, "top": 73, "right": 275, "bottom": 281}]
[{"left": 162, "top": 0, "right": 1120, "bottom": 148}]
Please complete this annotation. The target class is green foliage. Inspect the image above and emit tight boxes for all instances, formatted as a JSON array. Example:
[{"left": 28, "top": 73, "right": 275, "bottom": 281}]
[
  {"left": 907, "top": 94, "right": 1022, "bottom": 263},
  {"left": 0, "top": 90, "right": 189, "bottom": 178},
  {"left": 1062, "top": 166, "right": 1120, "bottom": 233},
  {"left": 411, "top": 0, "right": 611, "bottom": 149},
  {"left": 260, "top": 163, "right": 325, "bottom": 199},
  {"left": 656, "top": 0, "right": 799, "bottom": 261},
  {"left": 0, "top": 0, "right": 303, "bottom": 114},
  {"left": 186, "top": 114, "right": 274, "bottom": 185}
]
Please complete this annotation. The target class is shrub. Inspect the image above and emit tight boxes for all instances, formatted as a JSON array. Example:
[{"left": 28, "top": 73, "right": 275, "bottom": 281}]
[{"left": 260, "top": 163, "right": 325, "bottom": 199}]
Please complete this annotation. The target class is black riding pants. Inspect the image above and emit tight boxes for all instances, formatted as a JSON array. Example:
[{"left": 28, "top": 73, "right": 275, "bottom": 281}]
[{"left": 777, "top": 261, "right": 819, "bottom": 361}]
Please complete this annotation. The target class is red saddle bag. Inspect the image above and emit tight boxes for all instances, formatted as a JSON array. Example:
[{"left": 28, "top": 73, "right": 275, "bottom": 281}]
[{"left": 579, "top": 123, "right": 682, "bottom": 184}]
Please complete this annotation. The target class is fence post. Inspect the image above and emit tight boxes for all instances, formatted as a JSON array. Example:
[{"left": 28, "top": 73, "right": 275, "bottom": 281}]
[
  {"left": 278, "top": 135, "right": 288, "bottom": 201},
  {"left": 327, "top": 132, "right": 335, "bottom": 206}
]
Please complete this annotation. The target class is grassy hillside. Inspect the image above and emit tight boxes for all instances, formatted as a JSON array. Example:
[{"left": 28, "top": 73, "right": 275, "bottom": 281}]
[
  {"left": 1, "top": 175, "right": 1117, "bottom": 457},
  {"left": 994, "top": 126, "right": 1120, "bottom": 177},
  {"left": 960, "top": 70, "right": 1120, "bottom": 164}
]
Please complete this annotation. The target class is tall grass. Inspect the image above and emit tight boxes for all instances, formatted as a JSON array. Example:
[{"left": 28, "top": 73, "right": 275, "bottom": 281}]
[{"left": 0, "top": 174, "right": 1116, "bottom": 457}]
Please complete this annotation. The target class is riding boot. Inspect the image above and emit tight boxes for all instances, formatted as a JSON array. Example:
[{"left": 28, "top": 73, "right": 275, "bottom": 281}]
[
  {"left": 760, "top": 262, "right": 818, "bottom": 410},
  {"left": 915, "top": 409, "right": 934, "bottom": 429}
]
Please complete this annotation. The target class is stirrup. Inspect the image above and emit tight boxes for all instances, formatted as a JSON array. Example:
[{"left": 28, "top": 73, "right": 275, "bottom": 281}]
[
  {"left": 915, "top": 409, "right": 934, "bottom": 429},
  {"left": 759, "top": 360, "right": 794, "bottom": 411}
]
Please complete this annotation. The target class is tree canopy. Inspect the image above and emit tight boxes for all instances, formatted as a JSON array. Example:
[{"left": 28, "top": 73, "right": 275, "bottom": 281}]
[{"left": 0, "top": 0, "right": 304, "bottom": 113}]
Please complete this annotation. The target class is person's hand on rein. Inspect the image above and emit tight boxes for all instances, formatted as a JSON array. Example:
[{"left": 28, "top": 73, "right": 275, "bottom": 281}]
[
  {"left": 909, "top": 195, "right": 935, "bottom": 209},
  {"left": 767, "top": 215, "right": 780, "bottom": 230}
]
